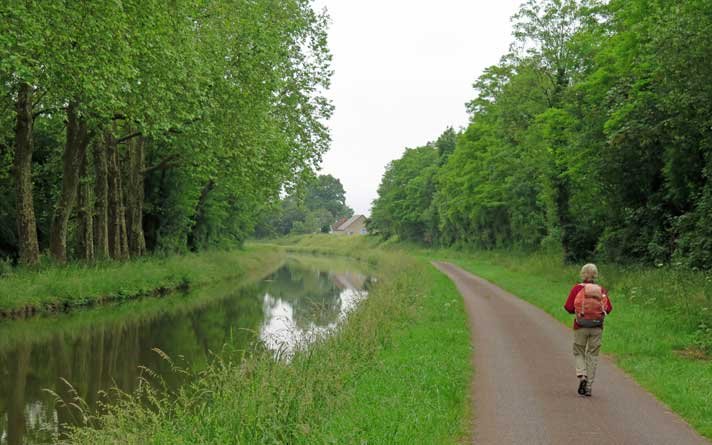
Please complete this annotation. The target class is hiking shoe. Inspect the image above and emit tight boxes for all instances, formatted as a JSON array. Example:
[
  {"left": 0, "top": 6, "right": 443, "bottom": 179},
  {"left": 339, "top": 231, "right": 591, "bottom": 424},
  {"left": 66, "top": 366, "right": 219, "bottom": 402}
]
[
  {"left": 585, "top": 385, "right": 592, "bottom": 397},
  {"left": 577, "top": 378, "right": 588, "bottom": 395}
]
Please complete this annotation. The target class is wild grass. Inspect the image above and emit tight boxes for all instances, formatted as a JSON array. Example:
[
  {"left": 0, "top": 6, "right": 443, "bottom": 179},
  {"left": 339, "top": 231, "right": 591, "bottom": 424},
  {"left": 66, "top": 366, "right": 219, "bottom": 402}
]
[
  {"left": 0, "top": 246, "right": 284, "bottom": 312},
  {"left": 428, "top": 248, "right": 712, "bottom": 438},
  {"left": 65, "top": 239, "right": 472, "bottom": 444}
]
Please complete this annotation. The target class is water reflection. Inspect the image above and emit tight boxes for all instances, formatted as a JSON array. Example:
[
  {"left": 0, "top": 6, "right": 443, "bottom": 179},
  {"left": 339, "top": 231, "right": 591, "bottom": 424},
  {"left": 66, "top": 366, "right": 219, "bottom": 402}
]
[
  {"left": 260, "top": 261, "right": 369, "bottom": 355},
  {"left": 0, "top": 256, "right": 369, "bottom": 444}
]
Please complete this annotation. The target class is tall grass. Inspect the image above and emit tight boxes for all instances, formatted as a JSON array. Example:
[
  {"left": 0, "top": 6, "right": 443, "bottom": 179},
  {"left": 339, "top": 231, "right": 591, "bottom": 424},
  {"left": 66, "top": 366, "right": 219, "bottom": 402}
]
[
  {"left": 65, "top": 241, "right": 472, "bottom": 444},
  {"left": 0, "top": 246, "right": 284, "bottom": 312}
]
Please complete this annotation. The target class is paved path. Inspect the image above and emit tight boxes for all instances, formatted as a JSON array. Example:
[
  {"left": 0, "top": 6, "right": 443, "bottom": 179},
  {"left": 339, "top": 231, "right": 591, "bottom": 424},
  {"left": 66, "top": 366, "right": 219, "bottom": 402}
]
[{"left": 433, "top": 261, "right": 710, "bottom": 445}]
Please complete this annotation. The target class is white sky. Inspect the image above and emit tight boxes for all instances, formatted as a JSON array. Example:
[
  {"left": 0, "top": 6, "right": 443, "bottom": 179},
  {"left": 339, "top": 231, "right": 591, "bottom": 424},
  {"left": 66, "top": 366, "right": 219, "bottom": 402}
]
[{"left": 314, "top": 0, "right": 522, "bottom": 216}]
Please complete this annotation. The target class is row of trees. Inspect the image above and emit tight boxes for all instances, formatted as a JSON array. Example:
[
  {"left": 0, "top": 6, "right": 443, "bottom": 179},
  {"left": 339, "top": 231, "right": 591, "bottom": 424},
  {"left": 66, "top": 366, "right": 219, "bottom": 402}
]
[
  {"left": 254, "top": 174, "right": 353, "bottom": 237},
  {"left": 372, "top": 0, "right": 712, "bottom": 268},
  {"left": 1, "top": 0, "right": 332, "bottom": 266}
]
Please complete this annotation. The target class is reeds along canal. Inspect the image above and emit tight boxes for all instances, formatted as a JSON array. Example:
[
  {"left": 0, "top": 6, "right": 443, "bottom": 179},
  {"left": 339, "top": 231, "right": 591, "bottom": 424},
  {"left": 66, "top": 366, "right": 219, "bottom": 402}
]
[{"left": 0, "top": 256, "right": 372, "bottom": 445}]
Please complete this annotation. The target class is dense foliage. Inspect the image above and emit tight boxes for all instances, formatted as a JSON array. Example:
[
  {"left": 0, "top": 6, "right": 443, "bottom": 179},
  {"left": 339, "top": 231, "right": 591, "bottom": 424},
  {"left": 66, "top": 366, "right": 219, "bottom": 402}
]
[
  {"left": 372, "top": 0, "right": 712, "bottom": 268},
  {"left": 0, "top": 0, "right": 332, "bottom": 265},
  {"left": 254, "top": 174, "right": 354, "bottom": 237}
]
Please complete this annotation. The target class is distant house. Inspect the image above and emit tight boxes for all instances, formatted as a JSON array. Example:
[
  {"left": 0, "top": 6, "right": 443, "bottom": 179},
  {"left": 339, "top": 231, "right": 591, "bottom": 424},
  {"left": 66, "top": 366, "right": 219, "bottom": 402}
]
[{"left": 332, "top": 214, "right": 368, "bottom": 235}]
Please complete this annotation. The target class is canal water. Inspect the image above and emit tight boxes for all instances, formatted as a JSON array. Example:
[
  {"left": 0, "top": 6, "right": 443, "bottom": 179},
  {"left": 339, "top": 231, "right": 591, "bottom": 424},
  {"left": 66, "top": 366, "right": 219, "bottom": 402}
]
[{"left": 0, "top": 256, "right": 371, "bottom": 444}]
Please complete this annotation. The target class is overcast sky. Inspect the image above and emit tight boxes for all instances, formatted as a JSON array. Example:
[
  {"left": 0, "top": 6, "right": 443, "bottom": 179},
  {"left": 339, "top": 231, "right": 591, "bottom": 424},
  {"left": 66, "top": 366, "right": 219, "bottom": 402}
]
[{"left": 313, "top": 0, "right": 522, "bottom": 215}]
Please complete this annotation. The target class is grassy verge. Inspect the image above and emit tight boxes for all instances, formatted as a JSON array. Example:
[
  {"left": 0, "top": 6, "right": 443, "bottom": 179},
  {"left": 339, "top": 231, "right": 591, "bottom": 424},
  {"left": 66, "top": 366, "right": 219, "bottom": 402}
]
[
  {"left": 68, "top": 236, "right": 472, "bottom": 444},
  {"left": 253, "top": 233, "right": 389, "bottom": 265},
  {"left": 428, "top": 248, "right": 712, "bottom": 438},
  {"left": 0, "top": 246, "right": 284, "bottom": 316}
]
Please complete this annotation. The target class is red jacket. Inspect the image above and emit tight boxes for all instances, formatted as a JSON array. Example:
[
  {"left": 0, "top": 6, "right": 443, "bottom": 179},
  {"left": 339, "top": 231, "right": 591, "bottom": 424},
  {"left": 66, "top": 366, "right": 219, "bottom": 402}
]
[{"left": 564, "top": 281, "right": 613, "bottom": 329}]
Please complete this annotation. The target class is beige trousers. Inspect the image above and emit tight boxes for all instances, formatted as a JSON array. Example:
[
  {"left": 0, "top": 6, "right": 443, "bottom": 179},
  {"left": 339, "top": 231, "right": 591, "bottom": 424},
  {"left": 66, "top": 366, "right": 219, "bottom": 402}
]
[{"left": 573, "top": 327, "right": 602, "bottom": 386}]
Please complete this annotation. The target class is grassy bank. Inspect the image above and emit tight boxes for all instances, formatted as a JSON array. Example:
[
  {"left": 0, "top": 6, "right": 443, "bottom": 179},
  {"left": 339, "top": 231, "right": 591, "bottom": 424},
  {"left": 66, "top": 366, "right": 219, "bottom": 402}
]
[
  {"left": 430, "top": 249, "right": 712, "bottom": 438},
  {"left": 254, "top": 233, "right": 388, "bottom": 264},
  {"left": 0, "top": 257, "right": 286, "bottom": 356},
  {"left": 68, "top": 237, "right": 473, "bottom": 444},
  {"left": 0, "top": 246, "right": 285, "bottom": 316}
]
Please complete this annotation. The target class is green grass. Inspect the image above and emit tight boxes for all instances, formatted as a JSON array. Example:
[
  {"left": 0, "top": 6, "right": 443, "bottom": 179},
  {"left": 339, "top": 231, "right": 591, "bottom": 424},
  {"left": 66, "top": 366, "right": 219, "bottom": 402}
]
[
  {"left": 427, "top": 248, "right": 712, "bottom": 439},
  {"left": 67, "top": 238, "right": 473, "bottom": 444},
  {"left": 254, "top": 233, "right": 389, "bottom": 265},
  {"left": 0, "top": 246, "right": 284, "bottom": 313},
  {"left": 315, "top": 265, "right": 471, "bottom": 443}
]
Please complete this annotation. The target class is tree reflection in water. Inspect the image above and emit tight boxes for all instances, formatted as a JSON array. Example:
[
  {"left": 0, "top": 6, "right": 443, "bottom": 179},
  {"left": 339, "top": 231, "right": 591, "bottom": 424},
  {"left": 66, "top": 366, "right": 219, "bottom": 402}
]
[
  {"left": 0, "top": 256, "right": 369, "bottom": 445},
  {"left": 260, "top": 257, "right": 370, "bottom": 356}
]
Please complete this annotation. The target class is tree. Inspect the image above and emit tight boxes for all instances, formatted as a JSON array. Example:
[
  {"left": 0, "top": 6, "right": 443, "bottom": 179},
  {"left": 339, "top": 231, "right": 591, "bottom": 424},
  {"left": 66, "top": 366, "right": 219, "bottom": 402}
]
[
  {"left": 304, "top": 175, "right": 353, "bottom": 219},
  {"left": 510, "top": 0, "right": 604, "bottom": 261},
  {"left": 0, "top": 3, "right": 56, "bottom": 265}
]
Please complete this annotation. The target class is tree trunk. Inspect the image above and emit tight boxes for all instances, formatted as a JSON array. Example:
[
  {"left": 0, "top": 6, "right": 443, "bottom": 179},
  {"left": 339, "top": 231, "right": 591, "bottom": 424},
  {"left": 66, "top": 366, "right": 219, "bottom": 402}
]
[
  {"left": 93, "top": 134, "right": 110, "bottom": 260},
  {"left": 12, "top": 83, "right": 40, "bottom": 266},
  {"left": 188, "top": 180, "right": 215, "bottom": 251},
  {"left": 107, "top": 133, "right": 121, "bottom": 259},
  {"left": 119, "top": 166, "right": 129, "bottom": 259},
  {"left": 142, "top": 168, "right": 166, "bottom": 251},
  {"left": 50, "top": 102, "right": 90, "bottom": 263},
  {"left": 107, "top": 134, "right": 129, "bottom": 260},
  {"left": 126, "top": 137, "right": 146, "bottom": 256},
  {"left": 77, "top": 148, "right": 94, "bottom": 261}
]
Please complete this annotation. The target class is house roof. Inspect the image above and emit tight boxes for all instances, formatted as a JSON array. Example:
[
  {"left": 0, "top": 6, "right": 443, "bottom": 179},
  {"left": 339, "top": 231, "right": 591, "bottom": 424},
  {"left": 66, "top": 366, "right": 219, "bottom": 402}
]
[
  {"left": 336, "top": 214, "right": 365, "bottom": 231},
  {"left": 332, "top": 217, "right": 348, "bottom": 231}
]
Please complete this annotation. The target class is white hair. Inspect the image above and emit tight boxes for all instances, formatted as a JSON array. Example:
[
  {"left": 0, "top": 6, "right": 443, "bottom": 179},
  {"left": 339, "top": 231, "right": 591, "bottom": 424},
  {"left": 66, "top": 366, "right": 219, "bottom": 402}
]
[{"left": 580, "top": 263, "right": 598, "bottom": 282}]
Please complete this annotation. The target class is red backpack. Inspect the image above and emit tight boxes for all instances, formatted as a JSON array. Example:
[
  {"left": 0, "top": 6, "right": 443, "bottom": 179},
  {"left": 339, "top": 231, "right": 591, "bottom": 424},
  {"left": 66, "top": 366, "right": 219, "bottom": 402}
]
[{"left": 573, "top": 283, "right": 609, "bottom": 328}]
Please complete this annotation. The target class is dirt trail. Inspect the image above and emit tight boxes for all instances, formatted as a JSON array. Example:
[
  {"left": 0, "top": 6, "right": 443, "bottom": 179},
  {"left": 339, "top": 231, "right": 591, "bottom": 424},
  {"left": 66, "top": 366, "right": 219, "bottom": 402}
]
[{"left": 433, "top": 261, "right": 709, "bottom": 445}]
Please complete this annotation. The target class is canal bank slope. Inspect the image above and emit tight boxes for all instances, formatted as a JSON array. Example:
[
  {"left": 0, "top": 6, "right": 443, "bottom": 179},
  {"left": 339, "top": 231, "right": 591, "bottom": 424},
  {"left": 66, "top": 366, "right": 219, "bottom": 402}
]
[{"left": 0, "top": 246, "right": 284, "bottom": 318}]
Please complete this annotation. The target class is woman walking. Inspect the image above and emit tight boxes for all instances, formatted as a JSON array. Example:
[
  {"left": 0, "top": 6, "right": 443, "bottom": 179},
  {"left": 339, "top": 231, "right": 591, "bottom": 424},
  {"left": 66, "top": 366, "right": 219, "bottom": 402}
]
[{"left": 564, "top": 263, "right": 613, "bottom": 397}]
